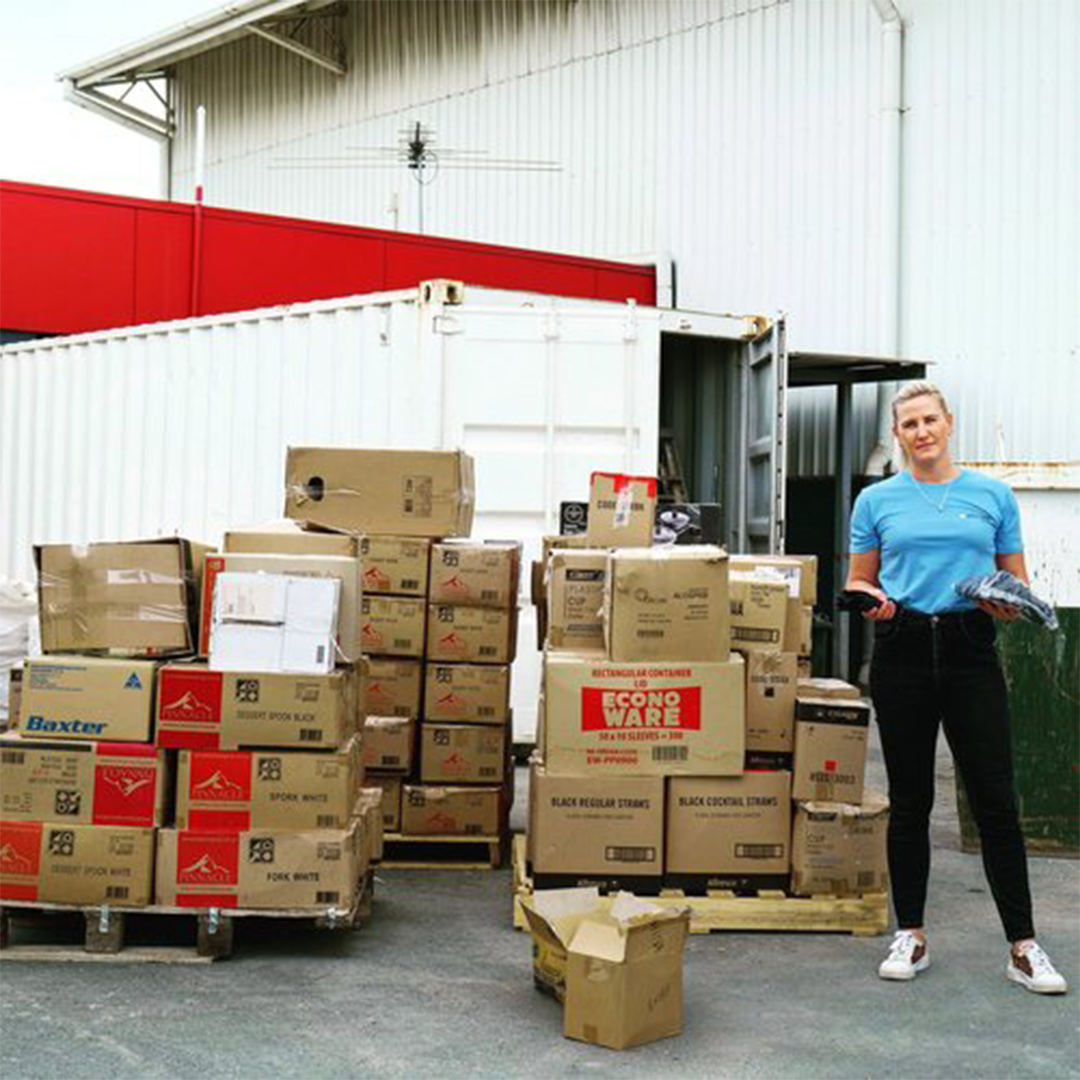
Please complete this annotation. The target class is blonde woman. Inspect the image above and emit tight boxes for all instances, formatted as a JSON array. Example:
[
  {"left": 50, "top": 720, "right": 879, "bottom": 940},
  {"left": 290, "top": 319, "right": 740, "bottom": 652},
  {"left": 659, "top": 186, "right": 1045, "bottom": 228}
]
[{"left": 846, "top": 381, "right": 1067, "bottom": 994}]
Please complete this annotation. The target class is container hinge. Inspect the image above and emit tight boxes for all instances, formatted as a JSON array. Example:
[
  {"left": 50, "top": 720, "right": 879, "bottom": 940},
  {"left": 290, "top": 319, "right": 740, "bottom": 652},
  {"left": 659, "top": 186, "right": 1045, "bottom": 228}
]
[
  {"left": 98, "top": 905, "right": 110, "bottom": 934},
  {"left": 207, "top": 907, "right": 221, "bottom": 935},
  {"left": 420, "top": 279, "right": 464, "bottom": 307},
  {"left": 543, "top": 312, "right": 561, "bottom": 342},
  {"left": 623, "top": 299, "right": 639, "bottom": 342},
  {"left": 379, "top": 305, "right": 392, "bottom": 346},
  {"left": 433, "top": 314, "right": 463, "bottom": 335}
]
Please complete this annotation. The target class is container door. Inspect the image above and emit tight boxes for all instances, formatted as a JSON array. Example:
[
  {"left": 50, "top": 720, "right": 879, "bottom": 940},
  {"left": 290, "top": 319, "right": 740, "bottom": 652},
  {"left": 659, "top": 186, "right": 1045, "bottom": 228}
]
[{"left": 738, "top": 316, "right": 788, "bottom": 553}]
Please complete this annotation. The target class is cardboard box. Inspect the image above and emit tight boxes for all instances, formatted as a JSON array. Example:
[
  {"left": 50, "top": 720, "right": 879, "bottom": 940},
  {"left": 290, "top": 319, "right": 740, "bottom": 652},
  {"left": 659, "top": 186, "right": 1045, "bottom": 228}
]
[
  {"left": 363, "top": 716, "right": 414, "bottom": 772},
  {"left": 36, "top": 538, "right": 208, "bottom": 657},
  {"left": 791, "top": 796, "right": 890, "bottom": 897},
  {"left": 665, "top": 772, "right": 791, "bottom": 890},
  {"left": 521, "top": 887, "right": 603, "bottom": 1002},
  {"left": 797, "top": 678, "right": 860, "bottom": 700},
  {"left": 419, "top": 723, "right": 506, "bottom": 784},
  {"left": 429, "top": 541, "right": 521, "bottom": 609},
  {"left": 0, "top": 821, "right": 154, "bottom": 905},
  {"left": 784, "top": 599, "right": 813, "bottom": 656},
  {"left": 729, "top": 575, "right": 788, "bottom": 653},
  {"left": 586, "top": 473, "right": 657, "bottom": 549},
  {"left": 284, "top": 446, "right": 475, "bottom": 538},
  {"left": 543, "top": 654, "right": 745, "bottom": 777},
  {"left": 529, "top": 767, "right": 664, "bottom": 890},
  {"left": 361, "top": 596, "right": 426, "bottom": 658},
  {"left": 156, "top": 663, "right": 360, "bottom": 751},
  {"left": 426, "top": 604, "right": 516, "bottom": 665},
  {"left": 364, "top": 657, "right": 422, "bottom": 718},
  {"left": 200, "top": 552, "right": 363, "bottom": 662},
  {"left": 368, "top": 774, "right": 402, "bottom": 832},
  {"left": 791, "top": 696, "right": 871, "bottom": 803},
  {"left": 424, "top": 663, "right": 511, "bottom": 725},
  {"left": 729, "top": 554, "right": 818, "bottom": 607},
  {"left": 175, "top": 736, "right": 363, "bottom": 830},
  {"left": 360, "top": 536, "right": 431, "bottom": 597},
  {"left": 546, "top": 549, "right": 607, "bottom": 653},
  {"left": 744, "top": 651, "right": 798, "bottom": 768},
  {"left": 223, "top": 522, "right": 360, "bottom": 557},
  {"left": 605, "top": 546, "right": 730, "bottom": 662},
  {"left": 0, "top": 736, "right": 168, "bottom": 827},
  {"left": 209, "top": 572, "right": 340, "bottom": 675},
  {"left": 19, "top": 657, "right": 157, "bottom": 742},
  {"left": 6, "top": 667, "right": 21, "bottom": 731},
  {"left": 155, "top": 821, "right": 366, "bottom": 910},
  {"left": 354, "top": 787, "right": 385, "bottom": 863},
  {"left": 797, "top": 658, "right": 813, "bottom": 680},
  {"left": 400, "top": 785, "right": 503, "bottom": 836}
]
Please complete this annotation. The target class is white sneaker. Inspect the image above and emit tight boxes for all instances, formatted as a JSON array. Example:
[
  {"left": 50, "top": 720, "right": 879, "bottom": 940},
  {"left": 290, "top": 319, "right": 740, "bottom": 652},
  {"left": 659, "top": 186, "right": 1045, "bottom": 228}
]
[
  {"left": 878, "top": 930, "right": 930, "bottom": 981},
  {"left": 1006, "top": 942, "right": 1068, "bottom": 994}
]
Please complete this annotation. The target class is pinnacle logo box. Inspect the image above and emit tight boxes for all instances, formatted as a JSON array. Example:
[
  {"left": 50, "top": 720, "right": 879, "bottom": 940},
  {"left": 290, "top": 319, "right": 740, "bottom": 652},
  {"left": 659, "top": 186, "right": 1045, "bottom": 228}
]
[
  {"left": 400, "top": 785, "right": 504, "bottom": 837},
  {"left": 791, "top": 795, "right": 889, "bottom": 897},
  {"left": 156, "top": 663, "right": 360, "bottom": 750},
  {"left": 425, "top": 605, "right": 517, "bottom": 665},
  {"left": 362, "top": 716, "right": 414, "bottom": 773},
  {"left": 543, "top": 654, "right": 745, "bottom": 777},
  {"left": 359, "top": 535, "right": 431, "bottom": 597},
  {"left": 176, "top": 735, "right": 363, "bottom": 830},
  {"left": 423, "top": 663, "right": 510, "bottom": 725},
  {"left": 364, "top": 657, "right": 423, "bottom": 718},
  {"left": 18, "top": 657, "right": 157, "bottom": 743},
  {"left": 360, "top": 596, "right": 426, "bottom": 658},
  {"left": 0, "top": 820, "right": 154, "bottom": 905},
  {"left": 419, "top": 723, "right": 506, "bottom": 785},
  {"left": 0, "top": 735, "right": 167, "bottom": 827},
  {"left": 429, "top": 541, "right": 521, "bottom": 610},
  {"left": 791, "top": 696, "right": 871, "bottom": 803},
  {"left": 156, "top": 820, "right": 367, "bottom": 910}
]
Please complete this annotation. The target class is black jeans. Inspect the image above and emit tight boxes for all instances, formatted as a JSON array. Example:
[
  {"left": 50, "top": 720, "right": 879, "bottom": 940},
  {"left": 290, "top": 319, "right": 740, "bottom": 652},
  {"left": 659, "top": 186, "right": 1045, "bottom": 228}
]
[{"left": 869, "top": 607, "right": 1035, "bottom": 942}]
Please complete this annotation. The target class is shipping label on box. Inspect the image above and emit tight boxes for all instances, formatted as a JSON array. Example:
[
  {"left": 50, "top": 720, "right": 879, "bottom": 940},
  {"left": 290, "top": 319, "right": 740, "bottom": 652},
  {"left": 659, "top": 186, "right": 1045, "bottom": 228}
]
[
  {"left": 419, "top": 723, "right": 506, "bottom": 784},
  {"left": 363, "top": 717, "right": 414, "bottom": 772},
  {"left": 155, "top": 820, "right": 366, "bottom": 910},
  {"left": 223, "top": 523, "right": 360, "bottom": 557},
  {"left": 285, "top": 447, "right": 475, "bottom": 538},
  {"left": 360, "top": 536, "right": 431, "bottom": 597},
  {"left": 547, "top": 549, "right": 607, "bottom": 653},
  {"left": 0, "top": 821, "right": 155, "bottom": 905},
  {"left": 665, "top": 772, "right": 791, "bottom": 889},
  {"left": 365, "top": 657, "right": 423, "bottom": 718},
  {"left": 361, "top": 596, "right": 426, "bottom": 658},
  {"left": 586, "top": 472, "right": 657, "bottom": 548},
  {"left": 729, "top": 576, "right": 788, "bottom": 653},
  {"left": 175, "top": 736, "right": 362, "bottom": 831},
  {"left": 156, "top": 663, "right": 360, "bottom": 751},
  {"left": 430, "top": 541, "right": 521, "bottom": 609},
  {"left": 400, "top": 785, "right": 503, "bottom": 836},
  {"left": 791, "top": 796, "right": 889, "bottom": 897},
  {"left": 729, "top": 554, "right": 818, "bottom": 607},
  {"left": 426, "top": 605, "right": 516, "bottom": 664},
  {"left": 605, "top": 545, "right": 730, "bottom": 662},
  {"left": 791, "top": 697, "right": 871, "bottom": 803},
  {"left": 424, "top": 663, "right": 511, "bottom": 725},
  {"left": 744, "top": 651, "right": 798, "bottom": 767},
  {"left": 543, "top": 654, "right": 745, "bottom": 777},
  {"left": 19, "top": 657, "right": 157, "bottom": 742},
  {"left": 0, "top": 736, "right": 167, "bottom": 827},
  {"left": 368, "top": 774, "right": 402, "bottom": 832}
]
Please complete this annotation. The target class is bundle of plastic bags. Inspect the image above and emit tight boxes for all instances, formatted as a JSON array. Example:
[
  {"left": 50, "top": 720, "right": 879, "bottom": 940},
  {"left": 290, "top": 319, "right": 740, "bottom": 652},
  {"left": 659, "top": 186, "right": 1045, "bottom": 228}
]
[{"left": 955, "top": 571, "right": 1059, "bottom": 631}]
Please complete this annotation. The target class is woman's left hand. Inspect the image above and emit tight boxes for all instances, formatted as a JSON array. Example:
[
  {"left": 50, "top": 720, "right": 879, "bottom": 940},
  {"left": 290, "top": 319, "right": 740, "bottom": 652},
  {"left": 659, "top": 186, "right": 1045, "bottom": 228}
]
[{"left": 977, "top": 599, "right": 1021, "bottom": 622}]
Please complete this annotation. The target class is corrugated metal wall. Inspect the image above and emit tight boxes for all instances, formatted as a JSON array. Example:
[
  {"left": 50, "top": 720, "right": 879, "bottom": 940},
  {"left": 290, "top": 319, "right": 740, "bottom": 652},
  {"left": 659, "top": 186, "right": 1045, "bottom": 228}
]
[{"left": 165, "top": 0, "right": 1077, "bottom": 472}]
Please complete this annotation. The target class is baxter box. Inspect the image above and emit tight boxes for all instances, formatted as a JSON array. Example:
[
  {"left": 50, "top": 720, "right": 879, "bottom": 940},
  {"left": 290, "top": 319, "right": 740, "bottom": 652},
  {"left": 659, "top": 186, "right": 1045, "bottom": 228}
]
[
  {"left": 400, "top": 785, "right": 503, "bottom": 836},
  {"left": 0, "top": 736, "right": 168, "bottom": 827},
  {"left": 360, "top": 536, "right": 431, "bottom": 597},
  {"left": 175, "top": 736, "right": 362, "bottom": 830},
  {"left": 223, "top": 522, "right": 360, "bottom": 557},
  {"left": 36, "top": 538, "right": 209, "bottom": 657},
  {"left": 0, "top": 821, "right": 155, "bottom": 905},
  {"left": 791, "top": 696, "right": 871, "bottom": 803},
  {"left": 744, "top": 651, "right": 798, "bottom": 769},
  {"left": 368, "top": 774, "right": 403, "bottom": 832},
  {"left": 546, "top": 549, "right": 607, "bottom": 654},
  {"left": 419, "top": 723, "right": 506, "bottom": 785},
  {"left": 156, "top": 663, "right": 360, "bottom": 751},
  {"left": 791, "top": 796, "right": 890, "bottom": 897},
  {"left": 729, "top": 576, "right": 788, "bottom": 653},
  {"left": 664, "top": 771, "right": 792, "bottom": 891},
  {"left": 586, "top": 473, "right": 657, "bottom": 548},
  {"left": 605, "top": 545, "right": 730, "bottom": 662},
  {"left": 365, "top": 657, "right": 423, "bottom": 718},
  {"left": 424, "top": 663, "right": 511, "bottom": 725},
  {"left": 284, "top": 447, "right": 475, "bottom": 538},
  {"left": 528, "top": 765, "right": 664, "bottom": 892},
  {"left": 426, "top": 605, "right": 516, "bottom": 665},
  {"left": 361, "top": 596, "right": 427, "bottom": 658},
  {"left": 19, "top": 657, "right": 157, "bottom": 742},
  {"left": 363, "top": 717, "right": 415, "bottom": 773},
  {"left": 542, "top": 654, "right": 745, "bottom": 777},
  {"left": 155, "top": 821, "right": 366, "bottom": 910},
  {"left": 430, "top": 541, "right": 521, "bottom": 609}
]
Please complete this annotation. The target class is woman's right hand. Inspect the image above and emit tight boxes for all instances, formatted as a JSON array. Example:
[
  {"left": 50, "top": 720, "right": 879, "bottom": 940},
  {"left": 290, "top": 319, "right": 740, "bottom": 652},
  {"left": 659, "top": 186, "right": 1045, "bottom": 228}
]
[{"left": 850, "top": 583, "right": 897, "bottom": 621}]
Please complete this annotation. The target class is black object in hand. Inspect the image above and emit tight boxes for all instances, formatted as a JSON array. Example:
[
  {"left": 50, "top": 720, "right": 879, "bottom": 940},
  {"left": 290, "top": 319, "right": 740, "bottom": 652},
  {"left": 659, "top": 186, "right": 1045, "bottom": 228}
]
[{"left": 838, "top": 589, "right": 885, "bottom": 614}]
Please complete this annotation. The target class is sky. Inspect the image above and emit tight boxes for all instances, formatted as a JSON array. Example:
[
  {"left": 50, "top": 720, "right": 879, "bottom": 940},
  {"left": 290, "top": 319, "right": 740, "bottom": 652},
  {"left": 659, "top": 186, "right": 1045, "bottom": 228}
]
[{"left": 0, "top": 0, "right": 209, "bottom": 197}]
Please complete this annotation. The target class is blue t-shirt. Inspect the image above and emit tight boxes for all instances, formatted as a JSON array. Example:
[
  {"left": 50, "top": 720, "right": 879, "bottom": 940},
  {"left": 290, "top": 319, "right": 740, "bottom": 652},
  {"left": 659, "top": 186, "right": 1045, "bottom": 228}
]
[{"left": 850, "top": 469, "right": 1023, "bottom": 614}]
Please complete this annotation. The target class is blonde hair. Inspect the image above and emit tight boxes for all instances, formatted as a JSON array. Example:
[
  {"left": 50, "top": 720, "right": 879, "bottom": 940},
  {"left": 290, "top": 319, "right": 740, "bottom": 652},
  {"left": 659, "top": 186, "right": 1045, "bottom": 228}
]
[{"left": 890, "top": 381, "right": 952, "bottom": 464}]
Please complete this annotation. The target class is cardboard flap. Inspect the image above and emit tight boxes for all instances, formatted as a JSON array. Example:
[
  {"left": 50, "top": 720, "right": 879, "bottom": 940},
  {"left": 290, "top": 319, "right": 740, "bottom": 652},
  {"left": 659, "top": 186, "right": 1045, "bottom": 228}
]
[
  {"left": 623, "top": 910, "right": 690, "bottom": 962},
  {"left": 568, "top": 917, "right": 628, "bottom": 964},
  {"left": 524, "top": 887, "right": 602, "bottom": 949}
]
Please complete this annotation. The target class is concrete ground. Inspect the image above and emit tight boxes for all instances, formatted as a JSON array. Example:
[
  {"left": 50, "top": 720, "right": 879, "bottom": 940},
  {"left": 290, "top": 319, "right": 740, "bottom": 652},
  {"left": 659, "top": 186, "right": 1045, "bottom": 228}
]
[{"left": 2, "top": 730, "right": 1078, "bottom": 1080}]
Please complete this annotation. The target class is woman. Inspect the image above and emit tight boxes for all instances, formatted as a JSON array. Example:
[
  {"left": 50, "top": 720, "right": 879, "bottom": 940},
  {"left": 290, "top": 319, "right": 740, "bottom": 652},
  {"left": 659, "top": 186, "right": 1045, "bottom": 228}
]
[{"left": 846, "top": 380, "right": 1067, "bottom": 994}]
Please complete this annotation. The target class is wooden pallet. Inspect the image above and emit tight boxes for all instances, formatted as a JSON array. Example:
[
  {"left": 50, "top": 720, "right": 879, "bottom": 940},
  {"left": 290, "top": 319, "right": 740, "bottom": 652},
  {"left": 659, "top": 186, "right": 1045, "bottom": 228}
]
[
  {"left": 511, "top": 836, "right": 888, "bottom": 936},
  {"left": 0, "top": 870, "right": 375, "bottom": 964},
  {"left": 381, "top": 832, "right": 507, "bottom": 870}
]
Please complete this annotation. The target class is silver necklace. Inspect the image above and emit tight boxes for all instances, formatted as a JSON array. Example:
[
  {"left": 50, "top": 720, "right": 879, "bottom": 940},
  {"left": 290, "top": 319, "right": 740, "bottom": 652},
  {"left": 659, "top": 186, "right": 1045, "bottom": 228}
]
[{"left": 908, "top": 470, "right": 958, "bottom": 514}]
